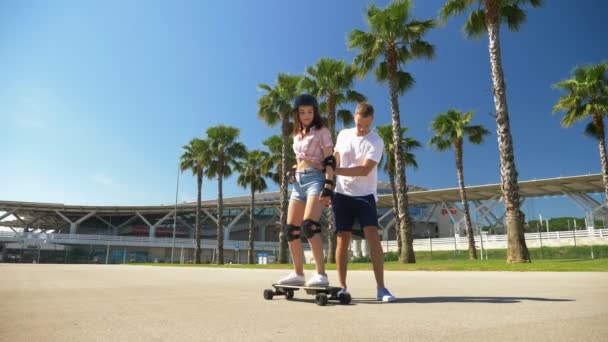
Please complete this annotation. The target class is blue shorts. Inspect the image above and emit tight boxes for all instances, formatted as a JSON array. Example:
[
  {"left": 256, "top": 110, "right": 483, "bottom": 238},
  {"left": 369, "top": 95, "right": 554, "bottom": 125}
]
[
  {"left": 290, "top": 168, "right": 325, "bottom": 202},
  {"left": 332, "top": 192, "right": 379, "bottom": 232}
]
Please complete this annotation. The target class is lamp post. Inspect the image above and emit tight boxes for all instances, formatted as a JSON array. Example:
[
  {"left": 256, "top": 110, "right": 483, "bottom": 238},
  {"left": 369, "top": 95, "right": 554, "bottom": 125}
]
[
  {"left": 171, "top": 163, "right": 180, "bottom": 264},
  {"left": 538, "top": 214, "right": 544, "bottom": 259}
]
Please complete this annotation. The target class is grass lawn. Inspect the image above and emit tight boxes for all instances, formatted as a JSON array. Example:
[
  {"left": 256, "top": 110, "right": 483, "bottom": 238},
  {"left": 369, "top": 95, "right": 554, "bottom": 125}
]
[{"left": 132, "top": 258, "right": 608, "bottom": 272}]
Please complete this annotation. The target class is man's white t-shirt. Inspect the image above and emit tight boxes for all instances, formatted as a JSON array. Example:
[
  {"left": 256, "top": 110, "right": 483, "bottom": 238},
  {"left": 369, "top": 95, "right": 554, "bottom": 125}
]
[{"left": 334, "top": 127, "right": 384, "bottom": 198}]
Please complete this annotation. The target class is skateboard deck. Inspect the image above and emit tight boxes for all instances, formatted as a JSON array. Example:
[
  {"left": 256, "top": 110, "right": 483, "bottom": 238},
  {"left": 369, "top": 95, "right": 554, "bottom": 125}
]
[{"left": 263, "top": 283, "right": 351, "bottom": 306}]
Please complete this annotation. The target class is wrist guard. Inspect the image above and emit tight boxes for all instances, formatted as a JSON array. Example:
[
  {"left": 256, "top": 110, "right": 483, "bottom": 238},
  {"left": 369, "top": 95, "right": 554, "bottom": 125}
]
[{"left": 321, "top": 187, "right": 334, "bottom": 198}]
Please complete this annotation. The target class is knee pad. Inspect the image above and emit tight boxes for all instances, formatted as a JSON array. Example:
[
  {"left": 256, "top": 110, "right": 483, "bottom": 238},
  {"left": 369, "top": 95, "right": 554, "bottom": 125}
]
[
  {"left": 302, "top": 219, "right": 322, "bottom": 239},
  {"left": 283, "top": 224, "right": 301, "bottom": 241}
]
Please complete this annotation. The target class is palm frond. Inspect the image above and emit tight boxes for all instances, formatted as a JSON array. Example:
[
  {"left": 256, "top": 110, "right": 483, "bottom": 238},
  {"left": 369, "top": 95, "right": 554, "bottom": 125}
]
[
  {"left": 430, "top": 109, "right": 489, "bottom": 149},
  {"left": 345, "top": 90, "right": 367, "bottom": 103},
  {"left": 584, "top": 121, "right": 601, "bottom": 140},
  {"left": 409, "top": 39, "right": 435, "bottom": 61},
  {"left": 464, "top": 9, "right": 486, "bottom": 38},
  {"left": 501, "top": 4, "right": 526, "bottom": 32},
  {"left": 429, "top": 135, "right": 453, "bottom": 151},
  {"left": 395, "top": 71, "right": 415, "bottom": 95},
  {"left": 440, "top": 0, "right": 475, "bottom": 24},
  {"left": 553, "top": 62, "right": 608, "bottom": 128},
  {"left": 337, "top": 109, "right": 354, "bottom": 127}
]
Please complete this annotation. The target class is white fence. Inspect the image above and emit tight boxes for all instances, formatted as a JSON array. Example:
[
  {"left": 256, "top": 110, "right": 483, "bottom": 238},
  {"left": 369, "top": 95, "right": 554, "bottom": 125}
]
[
  {"left": 393, "top": 228, "right": 608, "bottom": 252},
  {"left": 1, "top": 229, "right": 607, "bottom": 252}
]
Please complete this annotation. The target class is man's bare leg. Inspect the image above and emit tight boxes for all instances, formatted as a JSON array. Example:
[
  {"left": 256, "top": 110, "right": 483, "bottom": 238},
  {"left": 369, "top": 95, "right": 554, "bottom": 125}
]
[
  {"left": 363, "top": 226, "right": 384, "bottom": 289},
  {"left": 336, "top": 231, "right": 352, "bottom": 289}
]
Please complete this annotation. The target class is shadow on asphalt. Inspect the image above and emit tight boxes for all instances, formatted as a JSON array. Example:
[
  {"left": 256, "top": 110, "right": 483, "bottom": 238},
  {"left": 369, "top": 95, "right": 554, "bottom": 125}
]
[
  {"left": 269, "top": 297, "right": 348, "bottom": 306},
  {"left": 353, "top": 296, "right": 575, "bottom": 304},
  {"left": 266, "top": 296, "right": 574, "bottom": 306}
]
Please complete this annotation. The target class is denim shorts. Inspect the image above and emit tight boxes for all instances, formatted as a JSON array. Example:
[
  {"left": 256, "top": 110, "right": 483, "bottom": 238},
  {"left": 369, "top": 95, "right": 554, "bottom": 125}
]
[
  {"left": 290, "top": 168, "right": 325, "bottom": 202},
  {"left": 332, "top": 192, "right": 379, "bottom": 231}
]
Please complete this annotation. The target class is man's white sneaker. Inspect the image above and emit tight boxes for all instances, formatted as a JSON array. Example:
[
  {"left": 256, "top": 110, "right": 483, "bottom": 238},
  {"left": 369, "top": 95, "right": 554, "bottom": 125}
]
[
  {"left": 277, "top": 272, "right": 305, "bottom": 286},
  {"left": 305, "top": 273, "right": 329, "bottom": 287}
]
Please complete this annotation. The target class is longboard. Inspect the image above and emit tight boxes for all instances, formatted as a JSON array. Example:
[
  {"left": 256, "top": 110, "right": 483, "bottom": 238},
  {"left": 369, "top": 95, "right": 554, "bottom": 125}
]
[{"left": 263, "top": 283, "right": 351, "bottom": 306}]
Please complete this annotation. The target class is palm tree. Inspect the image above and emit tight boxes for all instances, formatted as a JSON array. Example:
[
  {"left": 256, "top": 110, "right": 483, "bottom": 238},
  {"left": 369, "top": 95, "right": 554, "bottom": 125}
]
[
  {"left": 236, "top": 149, "right": 272, "bottom": 264},
  {"left": 257, "top": 74, "right": 302, "bottom": 263},
  {"left": 179, "top": 138, "right": 210, "bottom": 264},
  {"left": 441, "top": 0, "right": 542, "bottom": 263},
  {"left": 348, "top": 0, "right": 435, "bottom": 263},
  {"left": 553, "top": 62, "right": 608, "bottom": 201},
  {"left": 376, "top": 124, "right": 420, "bottom": 257},
  {"left": 301, "top": 58, "right": 366, "bottom": 136},
  {"left": 429, "top": 110, "right": 490, "bottom": 260},
  {"left": 205, "top": 125, "right": 247, "bottom": 265},
  {"left": 301, "top": 57, "right": 366, "bottom": 263},
  {"left": 262, "top": 135, "right": 295, "bottom": 187}
]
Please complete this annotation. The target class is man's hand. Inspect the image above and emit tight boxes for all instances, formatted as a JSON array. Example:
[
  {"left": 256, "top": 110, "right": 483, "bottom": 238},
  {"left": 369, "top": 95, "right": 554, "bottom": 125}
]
[
  {"left": 286, "top": 168, "right": 296, "bottom": 184},
  {"left": 318, "top": 192, "right": 331, "bottom": 206},
  {"left": 318, "top": 179, "right": 334, "bottom": 204}
]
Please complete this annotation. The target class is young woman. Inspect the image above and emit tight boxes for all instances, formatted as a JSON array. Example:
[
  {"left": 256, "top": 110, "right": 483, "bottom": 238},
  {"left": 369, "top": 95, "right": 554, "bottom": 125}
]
[{"left": 277, "top": 94, "right": 335, "bottom": 286}]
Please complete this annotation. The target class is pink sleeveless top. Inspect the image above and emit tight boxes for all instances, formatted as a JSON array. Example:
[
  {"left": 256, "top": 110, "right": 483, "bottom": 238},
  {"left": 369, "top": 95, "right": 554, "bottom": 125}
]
[{"left": 293, "top": 126, "right": 333, "bottom": 165}]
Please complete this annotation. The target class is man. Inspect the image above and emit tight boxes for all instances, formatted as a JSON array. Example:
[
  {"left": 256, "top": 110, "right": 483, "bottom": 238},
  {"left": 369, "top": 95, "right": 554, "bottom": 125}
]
[{"left": 331, "top": 102, "right": 396, "bottom": 302}]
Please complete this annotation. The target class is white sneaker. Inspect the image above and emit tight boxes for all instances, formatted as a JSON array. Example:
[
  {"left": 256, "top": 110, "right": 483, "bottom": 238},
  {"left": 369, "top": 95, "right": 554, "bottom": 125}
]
[
  {"left": 305, "top": 273, "right": 329, "bottom": 287},
  {"left": 277, "top": 272, "right": 305, "bottom": 286},
  {"left": 337, "top": 288, "right": 350, "bottom": 297}
]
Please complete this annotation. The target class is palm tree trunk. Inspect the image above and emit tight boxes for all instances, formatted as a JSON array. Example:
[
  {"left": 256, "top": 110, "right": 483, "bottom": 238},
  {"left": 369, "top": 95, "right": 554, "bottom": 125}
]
[
  {"left": 195, "top": 170, "right": 203, "bottom": 264},
  {"left": 217, "top": 152, "right": 224, "bottom": 265},
  {"left": 326, "top": 93, "right": 337, "bottom": 264},
  {"left": 248, "top": 186, "right": 255, "bottom": 264},
  {"left": 389, "top": 171, "right": 401, "bottom": 255},
  {"left": 387, "top": 45, "right": 415, "bottom": 263},
  {"left": 593, "top": 114, "right": 608, "bottom": 202},
  {"left": 455, "top": 140, "right": 477, "bottom": 260},
  {"left": 278, "top": 113, "right": 290, "bottom": 263},
  {"left": 327, "top": 93, "right": 336, "bottom": 139},
  {"left": 484, "top": 1, "right": 530, "bottom": 263}
]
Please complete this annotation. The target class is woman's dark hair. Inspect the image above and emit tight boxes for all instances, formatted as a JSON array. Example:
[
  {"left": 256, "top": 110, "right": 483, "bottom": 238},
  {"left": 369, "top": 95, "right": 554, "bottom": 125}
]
[{"left": 293, "top": 94, "right": 323, "bottom": 136}]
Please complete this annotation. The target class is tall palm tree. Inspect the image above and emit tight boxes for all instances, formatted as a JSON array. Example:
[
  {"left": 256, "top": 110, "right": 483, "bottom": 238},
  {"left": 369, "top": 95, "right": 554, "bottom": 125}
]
[
  {"left": 376, "top": 124, "right": 420, "bottom": 257},
  {"left": 257, "top": 74, "right": 302, "bottom": 263},
  {"left": 301, "top": 58, "right": 366, "bottom": 136},
  {"left": 236, "top": 149, "right": 272, "bottom": 264},
  {"left": 262, "top": 135, "right": 295, "bottom": 187},
  {"left": 179, "top": 138, "right": 210, "bottom": 264},
  {"left": 429, "top": 110, "right": 490, "bottom": 260},
  {"left": 348, "top": 0, "right": 435, "bottom": 263},
  {"left": 441, "top": 0, "right": 542, "bottom": 263},
  {"left": 301, "top": 57, "right": 366, "bottom": 263},
  {"left": 205, "top": 125, "right": 247, "bottom": 265},
  {"left": 553, "top": 62, "right": 608, "bottom": 201}
]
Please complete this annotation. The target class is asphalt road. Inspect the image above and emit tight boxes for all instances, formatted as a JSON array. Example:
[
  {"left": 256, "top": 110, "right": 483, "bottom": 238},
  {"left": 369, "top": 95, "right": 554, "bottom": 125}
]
[{"left": 1, "top": 264, "right": 606, "bottom": 341}]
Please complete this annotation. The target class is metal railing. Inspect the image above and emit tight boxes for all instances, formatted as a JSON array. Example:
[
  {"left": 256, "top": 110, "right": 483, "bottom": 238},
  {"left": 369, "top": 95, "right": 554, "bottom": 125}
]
[{"left": 1, "top": 229, "right": 607, "bottom": 249}]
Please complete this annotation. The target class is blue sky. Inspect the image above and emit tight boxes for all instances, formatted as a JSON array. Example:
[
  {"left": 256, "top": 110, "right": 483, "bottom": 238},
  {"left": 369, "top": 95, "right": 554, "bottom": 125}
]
[{"left": 0, "top": 0, "right": 605, "bottom": 219}]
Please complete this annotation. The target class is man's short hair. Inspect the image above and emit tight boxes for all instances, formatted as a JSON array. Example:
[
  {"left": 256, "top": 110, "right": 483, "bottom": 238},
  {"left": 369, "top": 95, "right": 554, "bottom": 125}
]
[{"left": 356, "top": 102, "right": 374, "bottom": 117}]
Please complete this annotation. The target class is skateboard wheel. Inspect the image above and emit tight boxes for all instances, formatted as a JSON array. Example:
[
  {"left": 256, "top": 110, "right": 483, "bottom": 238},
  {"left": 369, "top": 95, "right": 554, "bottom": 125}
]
[
  {"left": 263, "top": 289, "right": 274, "bottom": 300},
  {"left": 285, "top": 289, "right": 294, "bottom": 300},
  {"left": 338, "top": 292, "right": 351, "bottom": 305},
  {"left": 315, "top": 293, "right": 328, "bottom": 306}
]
